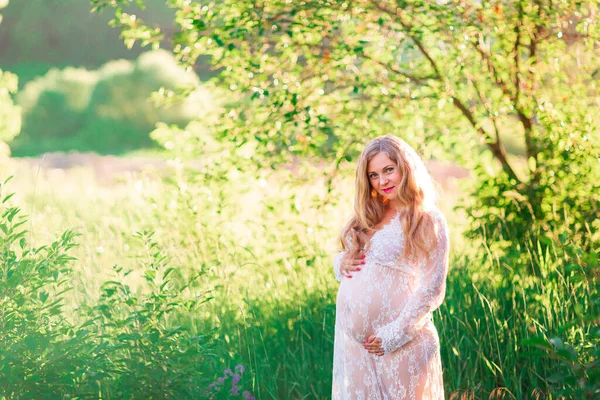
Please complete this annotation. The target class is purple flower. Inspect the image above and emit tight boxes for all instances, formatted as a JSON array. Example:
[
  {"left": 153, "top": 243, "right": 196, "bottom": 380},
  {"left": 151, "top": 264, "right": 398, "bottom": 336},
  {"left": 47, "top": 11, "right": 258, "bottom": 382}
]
[
  {"left": 224, "top": 368, "right": 234, "bottom": 376},
  {"left": 233, "top": 374, "right": 241, "bottom": 384},
  {"left": 232, "top": 386, "right": 240, "bottom": 396},
  {"left": 217, "top": 377, "right": 225, "bottom": 384},
  {"left": 235, "top": 364, "right": 245, "bottom": 373},
  {"left": 243, "top": 391, "right": 250, "bottom": 398}
]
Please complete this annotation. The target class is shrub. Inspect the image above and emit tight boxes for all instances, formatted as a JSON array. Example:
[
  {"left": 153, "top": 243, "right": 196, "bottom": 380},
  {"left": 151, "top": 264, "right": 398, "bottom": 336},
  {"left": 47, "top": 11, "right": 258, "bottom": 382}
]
[
  {"left": 0, "top": 176, "right": 86, "bottom": 398},
  {"left": 13, "top": 50, "right": 212, "bottom": 155},
  {"left": 17, "top": 67, "right": 98, "bottom": 140},
  {"left": 0, "top": 177, "right": 214, "bottom": 398},
  {"left": 463, "top": 106, "right": 600, "bottom": 274},
  {"left": 86, "top": 50, "right": 201, "bottom": 131}
]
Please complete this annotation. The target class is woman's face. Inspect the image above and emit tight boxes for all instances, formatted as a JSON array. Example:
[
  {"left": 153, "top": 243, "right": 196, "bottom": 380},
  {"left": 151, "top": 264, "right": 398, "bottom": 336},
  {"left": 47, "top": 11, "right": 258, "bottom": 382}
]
[{"left": 367, "top": 152, "right": 402, "bottom": 202}]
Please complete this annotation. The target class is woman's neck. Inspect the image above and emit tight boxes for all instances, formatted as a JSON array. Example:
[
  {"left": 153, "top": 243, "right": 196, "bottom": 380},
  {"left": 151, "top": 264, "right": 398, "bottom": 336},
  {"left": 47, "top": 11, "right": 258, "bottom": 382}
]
[{"left": 385, "top": 199, "right": 406, "bottom": 214}]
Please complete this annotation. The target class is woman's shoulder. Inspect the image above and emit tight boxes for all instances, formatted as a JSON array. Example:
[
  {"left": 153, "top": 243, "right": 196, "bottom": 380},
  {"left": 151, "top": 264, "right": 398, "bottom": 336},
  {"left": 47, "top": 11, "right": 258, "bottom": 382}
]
[
  {"left": 423, "top": 206, "right": 445, "bottom": 221},
  {"left": 423, "top": 206, "right": 448, "bottom": 232}
]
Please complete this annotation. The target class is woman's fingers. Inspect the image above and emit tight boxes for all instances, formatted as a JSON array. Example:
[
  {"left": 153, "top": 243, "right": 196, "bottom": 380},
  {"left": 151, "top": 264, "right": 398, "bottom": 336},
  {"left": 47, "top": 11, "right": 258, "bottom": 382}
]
[
  {"left": 363, "top": 336, "right": 383, "bottom": 355},
  {"left": 366, "top": 348, "right": 384, "bottom": 356},
  {"left": 340, "top": 254, "right": 367, "bottom": 278},
  {"left": 350, "top": 257, "right": 365, "bottom": 269}
]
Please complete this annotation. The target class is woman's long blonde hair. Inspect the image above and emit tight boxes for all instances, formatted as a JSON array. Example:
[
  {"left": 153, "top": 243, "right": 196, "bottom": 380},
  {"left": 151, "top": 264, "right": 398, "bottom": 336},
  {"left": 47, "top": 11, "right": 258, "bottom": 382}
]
[{"left": 340, "top": 135, "right": 438, "bottom": 261}]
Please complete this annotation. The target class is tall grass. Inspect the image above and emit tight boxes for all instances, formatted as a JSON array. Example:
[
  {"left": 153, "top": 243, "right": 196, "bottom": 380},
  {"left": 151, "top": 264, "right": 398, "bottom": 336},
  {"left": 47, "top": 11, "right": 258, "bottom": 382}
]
[{"left": 1, "top": 157, "right": 596, "bottom": 398}]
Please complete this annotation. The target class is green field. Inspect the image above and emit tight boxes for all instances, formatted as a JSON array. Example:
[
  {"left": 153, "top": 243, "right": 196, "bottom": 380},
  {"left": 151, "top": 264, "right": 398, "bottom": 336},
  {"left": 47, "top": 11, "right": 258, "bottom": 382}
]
[{"left": 0, "top": 154, "right": 595, "bottom": 399}]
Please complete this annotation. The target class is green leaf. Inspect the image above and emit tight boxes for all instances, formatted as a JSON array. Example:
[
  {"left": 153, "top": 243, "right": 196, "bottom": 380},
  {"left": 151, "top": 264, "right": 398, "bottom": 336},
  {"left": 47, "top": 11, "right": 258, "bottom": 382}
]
[
  {"left": 521, "top": 336, "right": 552, "bottom": 349},
  {"left": 144, "top": 269, "right": 156, "bottom": 282},
  {"left": 2, "top": 193, "right": 14, "bottom": 204},
  {"left": 39, "top": 291, "right": 49, "bottom": 303}
]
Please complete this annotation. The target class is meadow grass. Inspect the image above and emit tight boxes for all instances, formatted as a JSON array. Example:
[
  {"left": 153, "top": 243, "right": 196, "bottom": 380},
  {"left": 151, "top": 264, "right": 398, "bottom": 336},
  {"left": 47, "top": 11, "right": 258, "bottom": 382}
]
[{"left": 0, "top": 156, "right": 595, "bottom": 399}]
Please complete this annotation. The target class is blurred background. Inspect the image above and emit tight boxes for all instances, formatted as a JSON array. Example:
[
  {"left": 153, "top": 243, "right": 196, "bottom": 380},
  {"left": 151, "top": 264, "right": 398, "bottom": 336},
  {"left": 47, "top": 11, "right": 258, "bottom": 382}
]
[
  {"left": 0, "top": 0, "right": 218, "bottom": 156},
  {"left": 0, "top": 0, "right": 598, "bottom": 399}
]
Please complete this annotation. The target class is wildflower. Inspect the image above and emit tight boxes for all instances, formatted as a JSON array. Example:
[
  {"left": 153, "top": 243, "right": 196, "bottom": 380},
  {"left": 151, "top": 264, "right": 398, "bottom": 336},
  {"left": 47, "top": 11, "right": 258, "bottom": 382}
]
[
  {"left": 235, "top": 364, "right": 245, "bottom": 373},
  {"left": 233, "top": 374, "right": 241, "bottom": 384},
  {"left": 217, "top": 377, "right": 225, "bottom": 384},
  {"left": 224, "top": 368, "right": 233, "bottom": 376},
  {"left": 232, "top": 386, "right": 240, "bottom": 396}
]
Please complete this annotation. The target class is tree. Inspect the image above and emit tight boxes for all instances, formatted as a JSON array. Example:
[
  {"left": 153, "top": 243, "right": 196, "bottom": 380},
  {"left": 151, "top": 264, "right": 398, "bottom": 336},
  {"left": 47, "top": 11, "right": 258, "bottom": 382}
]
[{"left": 92, "top": 0, "right": 600, "bottom": 268}]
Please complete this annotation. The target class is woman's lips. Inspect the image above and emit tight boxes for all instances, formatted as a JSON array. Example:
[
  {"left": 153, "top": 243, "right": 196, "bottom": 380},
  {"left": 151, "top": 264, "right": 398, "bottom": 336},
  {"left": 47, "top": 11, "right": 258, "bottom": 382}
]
[{"left": 382, "top": 186, "right": 395, "bottom": 193}]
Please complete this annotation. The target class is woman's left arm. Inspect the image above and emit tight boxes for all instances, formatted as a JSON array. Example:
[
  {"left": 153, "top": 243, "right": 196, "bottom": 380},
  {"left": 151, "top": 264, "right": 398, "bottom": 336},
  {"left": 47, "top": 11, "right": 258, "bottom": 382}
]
[{"left": 374, "top": 209, "right": 450, "bottom": 355}]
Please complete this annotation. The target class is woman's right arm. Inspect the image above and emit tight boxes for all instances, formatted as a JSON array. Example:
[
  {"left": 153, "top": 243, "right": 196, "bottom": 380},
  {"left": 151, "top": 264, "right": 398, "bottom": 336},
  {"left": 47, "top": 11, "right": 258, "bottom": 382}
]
[
  {"left": 333, "top": 250, "right": 365, "bottom": 282},
  {"left": 333, "top": 232, "right": 365, "bottom": 282}
]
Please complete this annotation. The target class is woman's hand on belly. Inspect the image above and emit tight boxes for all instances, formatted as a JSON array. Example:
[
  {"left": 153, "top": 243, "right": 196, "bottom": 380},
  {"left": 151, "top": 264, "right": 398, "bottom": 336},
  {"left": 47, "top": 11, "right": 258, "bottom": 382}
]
[
  {"left": 339, "top": 252, "right": 366, "bottom": 278},
  {"left": 363, "top": 334, "right": 384, "bottom": 357}
]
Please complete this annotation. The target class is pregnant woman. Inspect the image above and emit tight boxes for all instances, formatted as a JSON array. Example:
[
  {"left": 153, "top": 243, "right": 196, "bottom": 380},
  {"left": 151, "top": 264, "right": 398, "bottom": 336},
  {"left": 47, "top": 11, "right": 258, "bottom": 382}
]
[{"left": 332, "top": 135, "right": 450, "bottom": 399}]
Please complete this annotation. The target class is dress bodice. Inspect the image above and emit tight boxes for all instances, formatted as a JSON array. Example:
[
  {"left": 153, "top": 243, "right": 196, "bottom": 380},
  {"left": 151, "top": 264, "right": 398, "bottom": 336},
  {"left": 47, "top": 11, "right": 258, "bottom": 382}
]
[{"left": 362, "top": 213, "right": 417, "bottom": 277}]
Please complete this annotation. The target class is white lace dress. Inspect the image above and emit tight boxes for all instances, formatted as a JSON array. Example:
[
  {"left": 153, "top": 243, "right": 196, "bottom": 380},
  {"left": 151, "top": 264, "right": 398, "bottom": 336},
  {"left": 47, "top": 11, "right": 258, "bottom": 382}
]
[{"left": 332, "top": 208, "right": 449, "bottom": 400}]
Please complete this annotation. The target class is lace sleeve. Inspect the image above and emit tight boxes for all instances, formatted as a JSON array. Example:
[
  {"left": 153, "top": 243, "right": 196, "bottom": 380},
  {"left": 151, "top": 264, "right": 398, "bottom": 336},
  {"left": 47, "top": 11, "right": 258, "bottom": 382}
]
[
  {"left": 332, "top": 233, "right": 352, "bottom": 282},
  {"left": 333, "top": 251, "right": 347, "bottom": 282},
  {"left": 375, "top": 209, "right": 449, "bottom": 354}
]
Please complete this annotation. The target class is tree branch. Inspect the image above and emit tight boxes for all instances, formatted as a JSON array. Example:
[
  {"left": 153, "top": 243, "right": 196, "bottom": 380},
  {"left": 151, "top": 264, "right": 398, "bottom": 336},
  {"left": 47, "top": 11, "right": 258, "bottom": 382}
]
[
  {"left": 368, "top": 1, "right": 442, "bottom": 78},
  {"left": 473, "top": 33, "right": 516, "bottom": 103},
  {"left": 520, "top": 1, "right": 542, "bottom": 166},
  {"left": 360, "top": 52, "right": 438, "bottom": 84},
  {"left": 471, "top": 27, "right": 535, "bottom": 161},
  {"left": 451, "top": 95, "right": 520, "bottom": 182},
  {"left": 514, "top": 2, "right": 522, "bottom": 106},
  {"left": 369, "top": 0, "right": 520, "bottom": 181},
  {"left": 470, "top": 76, "right": 503, "bottom": 146}
]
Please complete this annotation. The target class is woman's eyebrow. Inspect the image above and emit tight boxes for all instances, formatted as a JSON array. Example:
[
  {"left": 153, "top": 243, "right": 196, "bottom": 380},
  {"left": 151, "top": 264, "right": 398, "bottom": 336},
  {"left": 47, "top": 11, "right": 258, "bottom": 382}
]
[{"left": 368, "top": 164, "right": 395, "bottom": 174}]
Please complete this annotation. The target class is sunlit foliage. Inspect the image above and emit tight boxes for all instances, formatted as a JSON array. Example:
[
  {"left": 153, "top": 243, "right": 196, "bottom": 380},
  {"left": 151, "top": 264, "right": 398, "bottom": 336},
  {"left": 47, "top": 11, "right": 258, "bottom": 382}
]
[{"left": 92, "top": 0, "right": 600, "bottom": 260}]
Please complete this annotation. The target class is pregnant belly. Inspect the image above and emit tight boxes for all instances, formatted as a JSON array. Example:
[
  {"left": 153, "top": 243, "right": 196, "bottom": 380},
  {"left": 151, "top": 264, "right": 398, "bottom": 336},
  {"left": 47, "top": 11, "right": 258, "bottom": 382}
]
[{"left": 336, "top": 266, "right": 412, "bottom": 343}]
